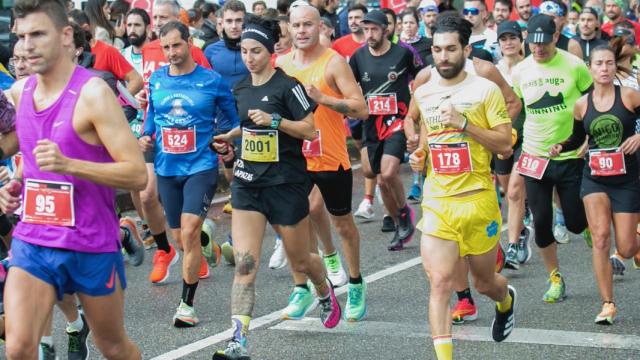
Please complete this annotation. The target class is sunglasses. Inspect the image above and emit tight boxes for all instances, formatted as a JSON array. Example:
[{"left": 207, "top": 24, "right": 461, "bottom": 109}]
[{"left": 463, "top": 7, "right": 480, "bottom": 16}]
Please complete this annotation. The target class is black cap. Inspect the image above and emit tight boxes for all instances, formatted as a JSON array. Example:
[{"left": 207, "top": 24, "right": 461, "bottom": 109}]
[
  {"left": 498, "top": 21, "right": 523, "bottom": 39},
  {"left": 362, "top": 9, "right": 388, "bottom": 27},
  {"left": 580, "top": 7, "right": 600, "bottom": 20},
  {"left": 527, "top": 14, "right": 556, "bottom": 44}
]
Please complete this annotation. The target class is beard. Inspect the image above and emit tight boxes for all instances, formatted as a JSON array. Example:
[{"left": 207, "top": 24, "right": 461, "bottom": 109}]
[
  {"left": 128, "top": 33, "right": 147, "bottom": 47},
  {"left": 435, "top": 57, "right": 465, "bottom": 79},
  {"left": 368, "top": 37, "right": 383, "bottom": 50}
]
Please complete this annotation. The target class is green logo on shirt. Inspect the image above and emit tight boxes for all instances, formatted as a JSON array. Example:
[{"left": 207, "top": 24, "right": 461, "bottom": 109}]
[{"left": 590, "top": 114, "right": 623, "bottom": 148}]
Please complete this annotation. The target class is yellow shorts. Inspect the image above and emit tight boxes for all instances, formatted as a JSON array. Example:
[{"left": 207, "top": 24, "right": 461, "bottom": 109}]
[{"left": 418, "top": 189, "right": 501, "bottom": 257}]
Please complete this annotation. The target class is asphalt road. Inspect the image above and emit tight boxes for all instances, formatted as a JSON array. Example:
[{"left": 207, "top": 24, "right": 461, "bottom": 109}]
[{"left": 11, "top": 165, "right": 640, "bottom": 360}]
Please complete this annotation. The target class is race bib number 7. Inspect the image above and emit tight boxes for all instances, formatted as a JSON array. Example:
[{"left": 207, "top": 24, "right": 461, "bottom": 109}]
[
  {"left": 428, "top": 142, "right": 472, "bottom": 174},
  {"left": 589, "top": 148, "right": 626, "bottom": 176},
  {"left": 302, "top": 130, "right": 322, "bottom": 158},
  {"left": 517, "top": 153, "right": 549, "bottom": 179},
  {"left": 23, "top": 179, "right": 75, "bottom": 227}
]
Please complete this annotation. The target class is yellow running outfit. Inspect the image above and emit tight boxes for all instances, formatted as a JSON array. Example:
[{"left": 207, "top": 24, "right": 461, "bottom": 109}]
[{"left": 414, "top": 73, "right": 511, "bottom": 256}]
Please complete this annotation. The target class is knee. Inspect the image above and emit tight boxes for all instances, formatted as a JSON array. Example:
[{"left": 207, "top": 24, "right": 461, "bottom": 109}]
[
  {"left": 140, "top": 187, "right": 158, "bottom": 206},
  {"left": 380, "top": 170, "right": 396, "bottom": 185},
  {"left": 93, "top": 337, "right": 130, "bottom": 360},
  {"left": 427, "top": 272, "right": 454, "bottom": 296},
  {"left": 507, "top": 185, "right": 524, "bottom": 203},
  {"left": 308, "top": 200, "right": 324, "bottom": 218},
  {"left": 616, "top": 241, "right": 637, "bottom": 258},
  {"left": 591, "top": 229, "right": 611, "bottom": 252},
  {"left": 180, "top": 225, "right": 201, "bottom": 249},
  {"left": 5, "top": 338, "right": 38, "bottom": 360},
  {"left": 472, "top": 276, "right": 495, "bottom": 296},
  {"left": 288, "top": 254, "right": 310, "bottom": 274},
  {"left": 334, "top": 218, "right": 357, "bottom": 241}
]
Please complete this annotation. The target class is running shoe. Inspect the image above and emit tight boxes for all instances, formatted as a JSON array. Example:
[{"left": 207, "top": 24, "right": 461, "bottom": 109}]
[
  {"left": 319, "top": 281, "right": 341, "bottom": 328},
  {"left": 223, "top": 195, "right": 233, "bottom": 214},
  {"left": 354, "top": 199, "right": 375, "bottom": 220},
  {"left": 516, "top": 226, "right": 533, "bottom": 264},
  {"left": 201, "top": 219, "right": 221, "bottom": 268},
  {"left": 199, "top": 255, "right": 210, "bottom": 279},
  {"left": 345, "top": 281, "right": 367, "bottom": 322},
  {"left": 523, "top": 204, "right": 533, "bottom": 227},
  {"left": 39, "top": 343, "right": 58, "bottom": 360},
  {"left": 268, "top": 235, "right": 287, "bottom": 269},
  {"left": 67, "top": 314, "right": 90, "bottom": 360},
  {"left": 324, "top": 252, "right": 348, "bottom": 287},
  {"left": 120, "top": 217, "right": 144, "bottom": 266},
  {"left": 583, "top": 228, "right": 593, "bottom": 248},
  {"left": 173, "top": 300, "right": 199, "bottom": 327},
  {"left": 504, "top": 243, "right": 519, "bottom": 270},
  {"left": 491, "top": 285, "right": 517, "bottom": 342},
  {"left": 496, "top": 244, "right": 506, "bottom": 273},
  {"left": 221, "top": 234, "right": 235, "bottom": 265},
  {"left": 281, "top": 286, "right": 318, "bottom": 320},
  {"left": 388, "top": 229, "right": 404, "bottom": 251},
  {"left": 149, "top": 245, "right": 179, "bottom": 284},
  {"left": 407, "top": 183, "right": 421, "bottom": 203},
  {"left": 212, "top": 340, "right": 250, "bottom": 360},
  {"left": 554, "top": 224, "right": 570, "bottom": 244},
  {"left": 595, "top": 302, "right": 617, "bottom": 325},
  {"left": 451, "top": 298, "right": 478, "bottom": 325},
  {"left": 397, "top": 205, "right": 415, "bottom": 243},
  {"left": 610, "top": 252, "right": 626, "bottom": 276},
  {"left": 543, "top": 269, "right": 566, "bottom": 303},
  {"left": 381, "top": 215, "right": 396, "bottom": 232}
]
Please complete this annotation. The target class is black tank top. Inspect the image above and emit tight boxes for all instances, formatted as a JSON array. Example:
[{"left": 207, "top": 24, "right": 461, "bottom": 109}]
[{"left": 583, "top": 85, "right": 639, "bottom": 184}]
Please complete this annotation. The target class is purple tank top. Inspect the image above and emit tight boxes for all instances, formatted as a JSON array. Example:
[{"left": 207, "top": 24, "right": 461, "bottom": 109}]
[{"left": 13, "top": 66, "right": 120, "bottom": 253}]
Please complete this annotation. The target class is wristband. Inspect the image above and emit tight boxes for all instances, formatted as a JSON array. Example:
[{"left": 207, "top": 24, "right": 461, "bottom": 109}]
[{"left": 461, "top": 115, "right": 469, "bottom": 131}]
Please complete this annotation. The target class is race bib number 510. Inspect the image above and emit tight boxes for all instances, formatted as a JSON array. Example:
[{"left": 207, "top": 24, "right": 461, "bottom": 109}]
[
  {"left": 23, "top": 179, "right": 75, "bottom": 227},
  {"left": 517, "top": 153, "right": 549, "bottom": 179},
  {"left": 428, "top": 142, "right": 472, "bottom": 174}
]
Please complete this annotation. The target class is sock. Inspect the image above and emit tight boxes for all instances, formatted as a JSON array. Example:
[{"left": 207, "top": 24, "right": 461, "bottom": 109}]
[
  {"left": 364, "top": 194, "right": 373, "bottom": 203},
  {"left": 120, "top": 227, "right": 135, "bottom": 254},
  {"left": 315, "top": 280, "right": 330, "bottom": 301},
  {"left": 40, "top": 335, "right": 53, "bottom": 346},
  {"left": 181, "top": 280, "right": 199, "bottom": 307},
  {"left": 323, "top": 251, "right": 337, "bottom": 258},
  {"left": 231, "top": 315, "right": 251, "bottom": 346},
  {"left": 67, "top": 315, "right": 84, "bottom": 332},
  {"left": 456, "top": 288, "right": 474, "bottom": 305},
  {"left": 496, "top": 292, "right": 513, "bottom": 313},
  {"left": 296, "top": 283, "right": 309, "bottom": 290},
  {"left": 412, "top": 171, "right": 420, "bottom": 185},
  {"left": 349, "top": 275, "right": 363, "bottom": 284},
  {"left": 433, "top": 335, "right": 453, "bottom": 360},
  {"left": 200, "top": 231, "right": 210, "bottom": 247},
  {"left": 154, "top": 232, "right": 171, "bottom": 253},
  {"left": 0, "top": 214, "right": 12, "bottom": 237}
]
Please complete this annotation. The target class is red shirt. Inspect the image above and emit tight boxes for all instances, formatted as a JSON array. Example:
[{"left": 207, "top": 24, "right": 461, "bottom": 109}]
[
  {"left": 601, "top": 19, "right": 640, "bottom": 45},
  {"left": 91, "top": 40, "right": 134, "bottom": 81},
  {"left": 141, "top": 39, "right": 211, "bottom": 85},
  {"left": 332, "top": 35, "right": 364, "bottom": 61},
  {"left": 271, "top": 47, "right": 292, "bottom": 67}
]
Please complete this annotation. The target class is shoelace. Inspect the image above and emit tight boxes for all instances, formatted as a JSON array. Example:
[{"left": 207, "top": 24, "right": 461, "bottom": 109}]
[
  {"left": 348, "top": 286, "right": 362, "bottom": 307},
  {"left": 68, "top": 332, "right": 81, "bottom": 352},
  {"left": 326, "top": 257, "right": 340, "bottom": 272}
]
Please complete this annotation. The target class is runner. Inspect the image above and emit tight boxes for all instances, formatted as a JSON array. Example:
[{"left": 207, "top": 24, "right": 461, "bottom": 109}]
[
  {"left": 349, "top": 9, "right": 421, "bottom": 250},
  {"left": 409, "top": 13, "right": 516, "bottom": 360},
  {"left": 511, "top": 14, "right": 592, "bottom": 303},
  {"left": 139, "top": 21, "right": 233, "bottom": 327},
  {"left": 210, "top": 15, "right": 341, "bottom": 359},
  {"left": 277, "top": 2, "right": 369, "bottom": 321},
  {"left": 515, "top": 0, "right": 533, "bottom": 29},
  {"left": 464, "top": 0, "right": 499, "bottom": 62},
  {"left": 551, "top": 44, "right": 640, "bottom": 325},
  {"left": 575, "top": 7, "right": 608, "bottom": 62},
  {"left": 1, "top": 0, "right": 144, "bottom": 358},
  {"left": 331, "top": 3, "right": 367, "bottom": 61},
  {"left": 140, "top": 0, "right": 212, "bottom": 285}
]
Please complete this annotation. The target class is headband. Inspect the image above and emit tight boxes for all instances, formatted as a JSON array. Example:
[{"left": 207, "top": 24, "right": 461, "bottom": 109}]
[{"left": 241, "top": 25, "right": 275, "bottom": 53}]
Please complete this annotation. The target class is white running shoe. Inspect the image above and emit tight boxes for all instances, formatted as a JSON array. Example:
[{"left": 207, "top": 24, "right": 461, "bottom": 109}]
[
  {"left": 269, "top": 235, "right": 288, "bottom": 269},
  {"left": 324, "top": 252, "right": 348, "bottom": 287},
  {"left": 554, "top": 224, "right": 570, "bottom": 244},
  {"left": 354, "top": 199, "right": 375, "bottom": 220}
]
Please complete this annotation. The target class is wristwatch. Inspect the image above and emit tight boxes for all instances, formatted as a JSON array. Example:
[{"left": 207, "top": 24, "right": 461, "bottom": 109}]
[{"left": 270, "top": 113, "right": 282, "bottom": 129}]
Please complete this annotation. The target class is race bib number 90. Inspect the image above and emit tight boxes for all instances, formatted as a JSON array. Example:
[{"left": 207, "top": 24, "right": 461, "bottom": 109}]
[
  {"left": 23, "top": 179, "right": 75, "bottom": 227},
  {"left": 161, "top": 126, "right": 196, "bottom": 154},
  {"left": 589, "top": 148, "right": 626, "bottom": 177},
  {"left": 517, "top": 152, "right": 549, "bottom": 179},
  {"left": 367, "top": 94, "right": 398, "bottom": 115},
  {"left": 428, "top": 142, "right": 472, "bottom": 174},
  {"left": 241, "top": 128, "right": 279, "bottom": 163}
]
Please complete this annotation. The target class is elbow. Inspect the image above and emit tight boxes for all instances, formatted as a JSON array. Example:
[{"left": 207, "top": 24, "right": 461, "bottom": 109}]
[
  {"left": 356, "top": 104, "right": 369, "bottom": 120},
  {"left": 132, "top": 172, "right": 148, "bottom": 191},
  {"left": 497, "top": 139, "right": 512, "bottom": 155}
]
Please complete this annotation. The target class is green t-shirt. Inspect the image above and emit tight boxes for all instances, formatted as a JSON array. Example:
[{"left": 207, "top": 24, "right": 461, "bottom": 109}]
[{"left": 512, "top": 49, "right": 593, "bottom": 160}]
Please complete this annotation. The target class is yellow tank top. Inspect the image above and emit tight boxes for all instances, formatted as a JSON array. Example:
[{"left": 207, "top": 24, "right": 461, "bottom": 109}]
[{"left": 279, "top": 48, "right": 351, "bottom": 172}]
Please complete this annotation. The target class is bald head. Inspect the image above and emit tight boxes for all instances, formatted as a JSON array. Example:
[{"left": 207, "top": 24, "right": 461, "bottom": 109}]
[{"left": 289, "top": 3, "right": 322, "bottom": 50}]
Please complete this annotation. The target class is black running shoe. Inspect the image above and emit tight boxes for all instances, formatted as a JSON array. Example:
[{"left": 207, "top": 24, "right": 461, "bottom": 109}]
[
  {"left": 387, "top": 229, "right": 403, "bottom": 251},
  {"left": 381, "top": 216, "right": 396, "bottom": 232},
  {"left": 67, "top": 314, "right": 90, "bottom": 360},
  {"left": 397, "top": 205, "right": 415, "bottom": 243},
  {"left": 491, "top": 285, "right": 517, "bottom": 342}
]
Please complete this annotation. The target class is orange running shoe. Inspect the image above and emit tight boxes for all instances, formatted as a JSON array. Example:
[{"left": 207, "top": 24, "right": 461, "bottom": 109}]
[
  {"left": 149, "top": 245, "right": 179, "bottom": 284},
  {"left": 199, "top": 255, "right": 210, "bottom": 279},
  {"left": 451, "top": 298, "right": 478, "bottom": 325},
  {"left": 495, "top": 243, "right": 506, "bottom": 273}
]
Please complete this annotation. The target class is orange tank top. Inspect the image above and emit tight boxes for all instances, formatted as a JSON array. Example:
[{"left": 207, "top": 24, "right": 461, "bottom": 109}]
[{"left": 279, "top": 48, "right": 351, "bottom": 172}]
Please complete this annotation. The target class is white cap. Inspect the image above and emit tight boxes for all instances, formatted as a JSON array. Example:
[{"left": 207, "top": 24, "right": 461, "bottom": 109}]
[{"left": 419, "top": 0, "right": 439, "bottom": 12}]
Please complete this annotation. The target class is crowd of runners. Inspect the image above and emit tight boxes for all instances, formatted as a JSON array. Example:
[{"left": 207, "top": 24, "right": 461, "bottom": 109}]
[{"left": 0, "top": 0, "right": 638, "bottom": 358}]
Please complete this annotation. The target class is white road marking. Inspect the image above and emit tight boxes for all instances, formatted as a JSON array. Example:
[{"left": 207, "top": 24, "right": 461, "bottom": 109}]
[
  {"left": 150, "top": 256, "right": 422, "bottom": 360},
  {"left": 272, "top": 318, "right": 640, "bottom": 351}
]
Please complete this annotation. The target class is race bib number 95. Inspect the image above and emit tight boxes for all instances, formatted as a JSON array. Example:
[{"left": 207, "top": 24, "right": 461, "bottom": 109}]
[{"left": 23, "top": 179, "right": 75, "bottom": 227}]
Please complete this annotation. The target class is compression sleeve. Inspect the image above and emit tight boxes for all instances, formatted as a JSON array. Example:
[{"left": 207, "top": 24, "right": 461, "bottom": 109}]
[{"left": 561, "top": 119, "right": 587, "bottom": 151}]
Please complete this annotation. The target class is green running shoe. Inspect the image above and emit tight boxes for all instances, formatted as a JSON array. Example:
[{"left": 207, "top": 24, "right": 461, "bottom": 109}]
[
  {"left": 323, "top": 252, "right": 347, "bottom": 287},
  {"left": 583, "top": 229, "right": 593, "bottom": 248},
  {"left": 345, "top": 281, "right": 367, "bottom": 322},
  {"left": 173, "top": 300, "right": 199, "bottom": 328},
  {"left": 201, "top": 219, "right": 221, "bottom": 267},
  {"left": 281, "top": 286, "right": 317, "bottom": 320},
  {"left": 542, "top": 269, "right": 567, "bottom": 303},
  {"left": 221, "top": 234, "right": 235, "bottom": 265},
  {"left": 212, "top": 340, "right": 250, "bottom": 360}
]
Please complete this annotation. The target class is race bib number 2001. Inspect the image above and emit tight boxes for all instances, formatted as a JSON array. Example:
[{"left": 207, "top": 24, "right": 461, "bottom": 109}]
[
  {"left": 23, "top": 179, "right": 75, "bottom": 227},
  {"left": 241, "top": 128, "right": 279, "bottom": 163}
]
